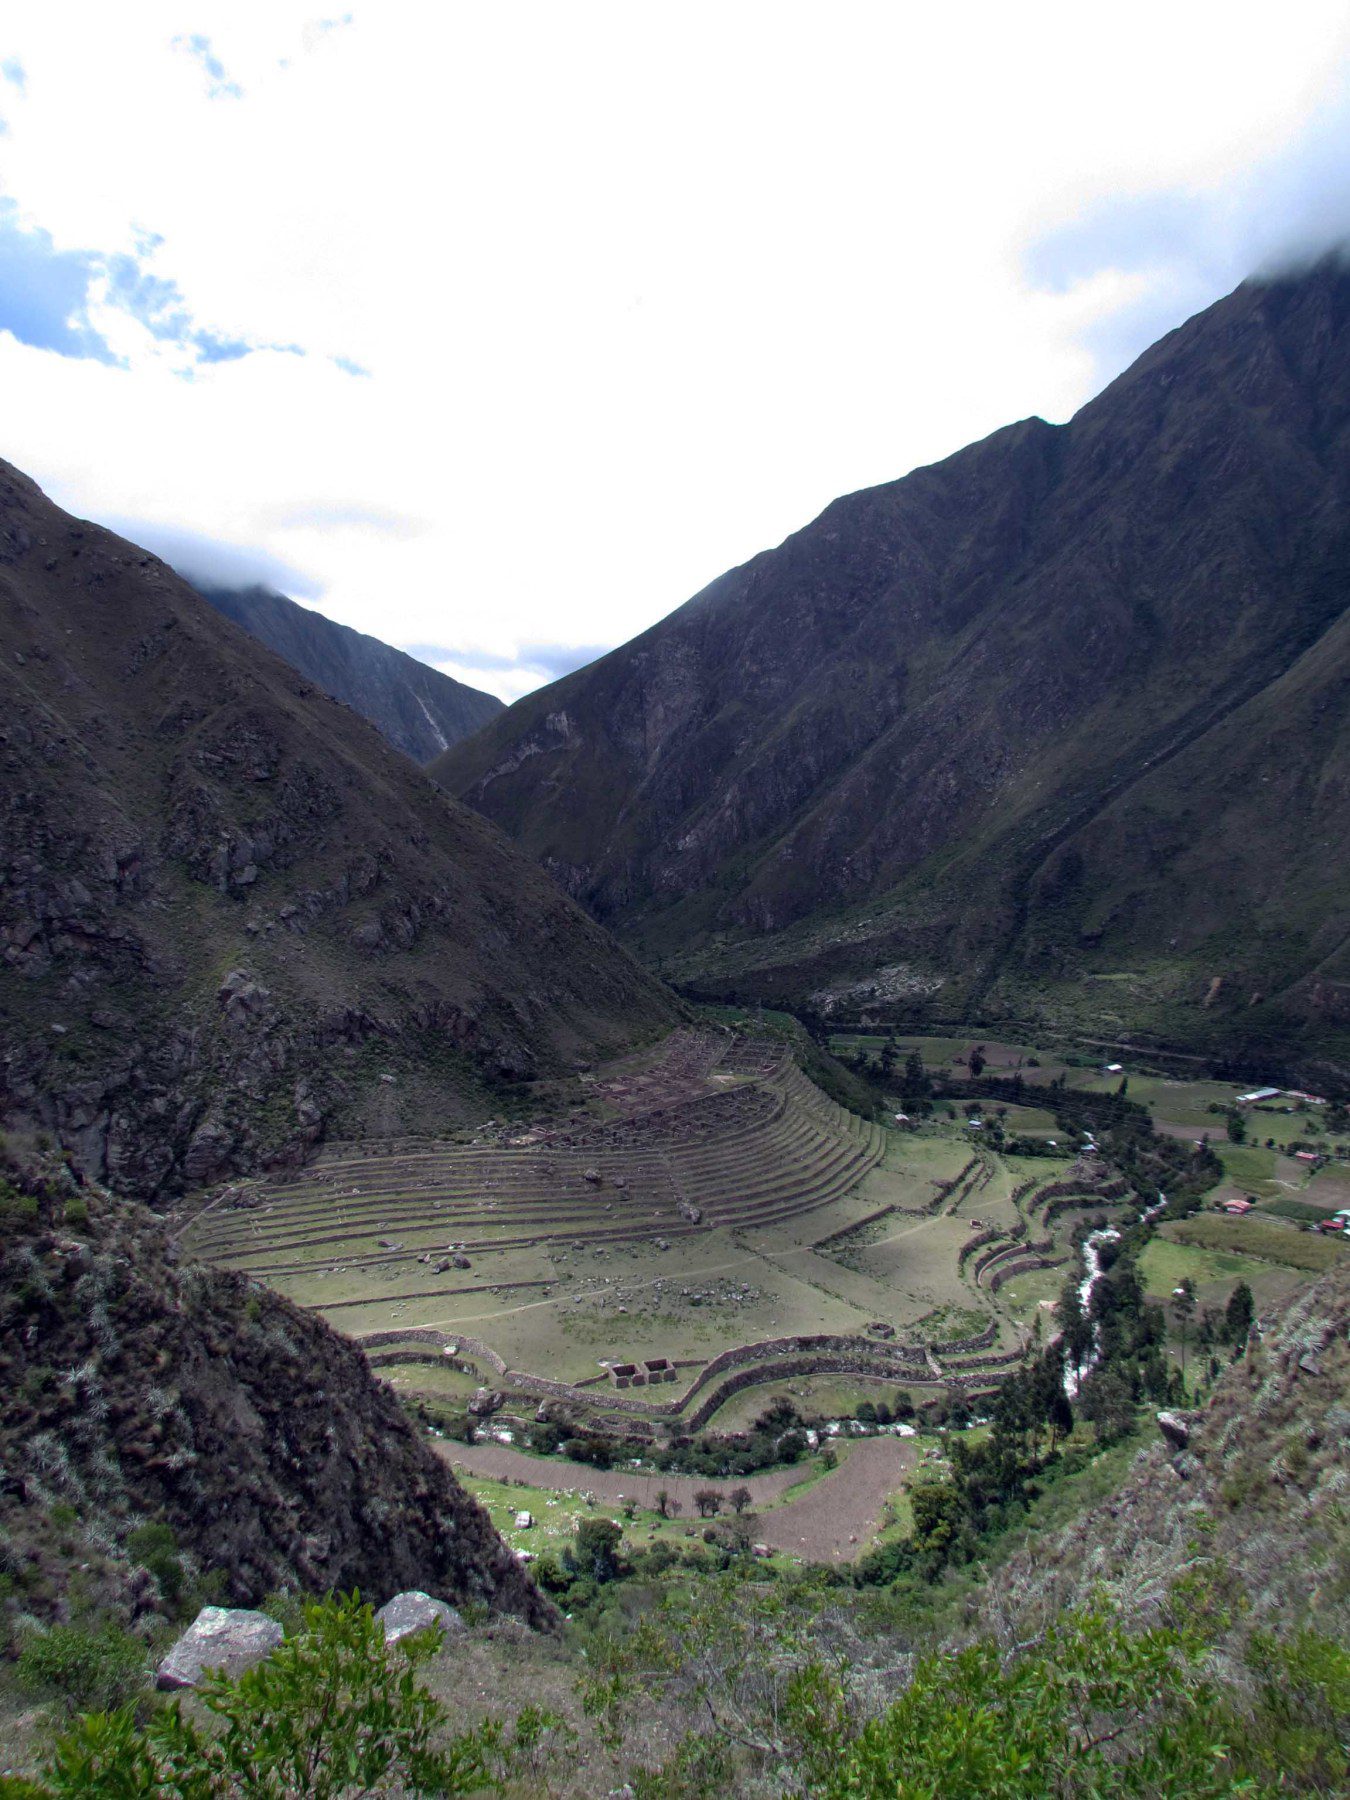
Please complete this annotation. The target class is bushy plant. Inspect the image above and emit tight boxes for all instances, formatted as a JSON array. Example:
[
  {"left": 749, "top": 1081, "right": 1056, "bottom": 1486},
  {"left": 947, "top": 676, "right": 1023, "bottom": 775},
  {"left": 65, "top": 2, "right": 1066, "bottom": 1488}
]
[
  {"left": 16, "top": 1621, "right": 150, "bottom": 1715},
  {"left": 9, "top": 1593, "right": 557, "bottom": 1799}
]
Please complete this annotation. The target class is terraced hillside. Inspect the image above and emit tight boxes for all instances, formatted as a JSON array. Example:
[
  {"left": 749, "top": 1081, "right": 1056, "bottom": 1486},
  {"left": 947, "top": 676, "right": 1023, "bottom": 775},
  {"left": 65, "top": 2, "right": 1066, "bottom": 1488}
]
[
  {"left": 184, "top": 1030, "right": 1134, "bottom": 1429},
  {"left": 187, "top": 1032, "right": 884, "bottom": 1297}
]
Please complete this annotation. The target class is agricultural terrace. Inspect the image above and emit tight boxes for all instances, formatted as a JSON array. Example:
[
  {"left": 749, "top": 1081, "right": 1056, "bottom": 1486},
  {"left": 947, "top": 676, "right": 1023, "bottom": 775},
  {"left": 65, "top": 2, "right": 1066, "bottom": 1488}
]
[
  {"left": 833, "top": 1027, "right": 1349, "bottom": 1300},
  {"left": 183, "top": 1028, "right": 1134, "bottom": 1433}
]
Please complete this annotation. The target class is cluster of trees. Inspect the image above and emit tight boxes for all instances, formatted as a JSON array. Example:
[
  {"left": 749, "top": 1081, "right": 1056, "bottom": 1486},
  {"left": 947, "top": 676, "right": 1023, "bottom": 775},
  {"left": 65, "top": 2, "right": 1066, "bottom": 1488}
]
[
  {"left": 527, "top": 1398, "right": 814, "bottom": 1480},
  {"left": 857, "top": 1228, "right": 1224, "bottom": 1588}
]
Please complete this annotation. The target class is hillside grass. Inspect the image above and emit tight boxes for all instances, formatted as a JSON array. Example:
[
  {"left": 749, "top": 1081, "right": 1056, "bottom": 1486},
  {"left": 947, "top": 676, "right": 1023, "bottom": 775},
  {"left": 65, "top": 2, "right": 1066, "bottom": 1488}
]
[{"left": 1166, "top": 1212, "right": 1348, "bottom": 1273}]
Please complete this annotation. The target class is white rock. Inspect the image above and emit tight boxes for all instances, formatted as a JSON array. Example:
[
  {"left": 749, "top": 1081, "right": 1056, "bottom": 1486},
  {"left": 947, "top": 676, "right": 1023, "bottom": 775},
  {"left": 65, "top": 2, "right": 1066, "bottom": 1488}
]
[
  {"left": 514, "top": 1510, "right": 534, "bottom": 1529},
  {"left": 375, "top": 1591, "right": 466, "bottom": 1645},
  {"left": 156, "top": 1606, "right": 283, "bottom": 1690}
]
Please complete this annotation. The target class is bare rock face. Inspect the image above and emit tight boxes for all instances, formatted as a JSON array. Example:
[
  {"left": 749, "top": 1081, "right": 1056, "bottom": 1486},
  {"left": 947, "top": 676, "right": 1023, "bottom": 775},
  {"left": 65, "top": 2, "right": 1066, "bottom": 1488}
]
[
  {"left": 156, "top": 1605, "right": 283, "bottom": 1690},
  {"left": 195, "top": 581, "right": 503, "bottom": 766},
  {"left": 1, "top": 1176, "right": 554, "bottom": 1633},
  {"left": 376, "top": 1590, "right": 466, "bottom": 1645}
]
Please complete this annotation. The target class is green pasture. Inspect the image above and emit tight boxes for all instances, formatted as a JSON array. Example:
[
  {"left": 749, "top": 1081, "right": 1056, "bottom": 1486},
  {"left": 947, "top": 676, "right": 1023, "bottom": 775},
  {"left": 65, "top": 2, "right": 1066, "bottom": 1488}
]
[
  {"left": 1140, "top": 1235, "right": 1270, "bottom": 1301},
  {"left": 1166, "top": 1212, "right": 1348, "bottom": 1274}
]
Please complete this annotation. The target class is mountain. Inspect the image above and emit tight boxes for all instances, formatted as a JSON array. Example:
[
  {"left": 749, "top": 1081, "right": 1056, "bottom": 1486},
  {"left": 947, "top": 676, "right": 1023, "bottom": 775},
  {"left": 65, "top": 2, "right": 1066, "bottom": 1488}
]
[
  {"left": 0, "top": 460, "right": 679, "bottom": 1198},
  {"left": 434, "top": 266, "right": 1350, "bottom": 1078},
  {"left": 0, "top": 1146, "right": 549, "bottom": 1628},
  {"left": 194, "top": 582, "right": 502, "bottom": 764}
]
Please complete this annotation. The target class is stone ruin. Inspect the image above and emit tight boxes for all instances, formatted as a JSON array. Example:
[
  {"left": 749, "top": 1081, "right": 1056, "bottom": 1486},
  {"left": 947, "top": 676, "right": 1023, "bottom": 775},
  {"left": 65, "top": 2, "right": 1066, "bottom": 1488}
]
[{"left": 609, "top": 1356, "right": 678, "bottom": 1389}]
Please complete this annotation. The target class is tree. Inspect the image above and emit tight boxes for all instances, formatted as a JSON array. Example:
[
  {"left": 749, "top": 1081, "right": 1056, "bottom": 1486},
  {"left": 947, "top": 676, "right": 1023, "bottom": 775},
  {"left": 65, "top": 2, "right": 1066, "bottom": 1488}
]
[
  {"left": 655, "top": 1488, "right": 671, "bottom": 1518},
  {"left": 1225, "top": 1280, "right": 1255, "bottom": 1347},
  {"left": 878, "top": 1040, "right": 897, "bottom": 1081},
  {"left": 728, "top": 1485, "right": 753, "bottom": 1515},
  {"left": 901, "top": 1047, "right": 929, "bottom": 1099},
  {"left": 693, "top": 1487, "right": 722, "bottom": 1518},
  {"left": 1079, "top": 1363, "right": 1135, "bottom": 1443},
  {"left": 968, "top": 1044, "right": 987, "bottom": 1078},
  {"left": 1046, "top": 1389, "right": 1074, "bottom": 1450},
  {"left": 908, "top": 1482, "right": 967, "bottom": 1565},
  {"left": 1226, "top": 1107, "right": 1248, "bottom": 1143},
  {"left": 572, "top": 1516, "right": 624, "bottom": 1582}
]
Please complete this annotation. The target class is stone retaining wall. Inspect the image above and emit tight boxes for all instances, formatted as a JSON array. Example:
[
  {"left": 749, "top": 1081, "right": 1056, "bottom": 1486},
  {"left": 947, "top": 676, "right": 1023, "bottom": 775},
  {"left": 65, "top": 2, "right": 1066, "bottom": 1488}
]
[{"left": 358, "top": 1317, "right": 1009, "bottom": 1427}]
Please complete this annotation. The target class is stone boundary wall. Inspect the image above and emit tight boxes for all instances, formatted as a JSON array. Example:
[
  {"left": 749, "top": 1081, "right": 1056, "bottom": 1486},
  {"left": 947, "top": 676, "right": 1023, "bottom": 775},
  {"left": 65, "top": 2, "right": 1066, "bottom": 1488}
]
[
  {"left": 931, "top": 1318, "right": 999, "bottom": 1355},
  {"left": 1028, "top": 1176, "right": 1129, "bottom": 1214},
  {"left": 988, "top": 1254, "right": 1066, "bottom": 1292},
  {"left": 357, "top": 1317, "right": 1009, "bottom": 1425},
  {"left": 957, "top": 1227, "right": 1001, "bottom": 1270},
  {"left": 812, "top": 1205, "right": 894, "bottom": 1249}
]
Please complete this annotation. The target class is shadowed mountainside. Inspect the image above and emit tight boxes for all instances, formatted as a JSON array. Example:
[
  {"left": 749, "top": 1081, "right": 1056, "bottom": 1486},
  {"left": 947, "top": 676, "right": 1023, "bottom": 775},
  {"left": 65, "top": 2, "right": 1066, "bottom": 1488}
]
[
  {"left": 0, "top": 1149, "right": 551, "bottom": 1629},
  {"left": 0, "top": 462, "right": 679, "bottom": 1197},
  {"left": 435, "top": 266, "right": 1350, "bottom": 1079},
  {"left": 195, "top": 582, "right": 502, "bottom": 764}
]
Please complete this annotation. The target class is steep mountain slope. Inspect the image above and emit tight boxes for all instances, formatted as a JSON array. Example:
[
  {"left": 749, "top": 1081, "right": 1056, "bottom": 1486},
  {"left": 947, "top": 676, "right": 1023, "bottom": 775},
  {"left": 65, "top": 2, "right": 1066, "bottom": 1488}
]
[
  {"left": 978, "top": 1259, "right": 1350, "bottom": 1653},
  {"left": 0, "top": 1147, "right": 549, "bottom": 1629},
  {"left": 195, "top": 582, "right": 501, "bottom": 764},
  {"left": 434, "top": 267, "right": 1350, "bottom": 1075},
  {"left": 0, "top": 461, "right": 678, "bottom": 1197}
]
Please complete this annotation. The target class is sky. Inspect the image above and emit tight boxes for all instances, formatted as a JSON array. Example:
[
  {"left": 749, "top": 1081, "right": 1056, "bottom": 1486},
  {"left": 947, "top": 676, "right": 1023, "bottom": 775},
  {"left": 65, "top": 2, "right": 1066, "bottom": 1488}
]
[{"left": 3, "top": 5, "right": 1350, "bottom": 702}]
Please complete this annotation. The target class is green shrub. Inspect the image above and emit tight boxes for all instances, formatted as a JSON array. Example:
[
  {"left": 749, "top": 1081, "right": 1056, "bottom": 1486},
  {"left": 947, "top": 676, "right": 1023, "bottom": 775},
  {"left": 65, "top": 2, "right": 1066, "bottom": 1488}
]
[
  {"left": 0, "top": 1179, "right": 39, "bottom": 1228},
  {"left": 15, "top": 1593, "right": 530, "bottom": 1798},
  {"left": 16, "top": 1622, "right": 150, "bottom": 1714},
  {"left": 126, "top": 1522, "right": 186, "bottom": 1609}
]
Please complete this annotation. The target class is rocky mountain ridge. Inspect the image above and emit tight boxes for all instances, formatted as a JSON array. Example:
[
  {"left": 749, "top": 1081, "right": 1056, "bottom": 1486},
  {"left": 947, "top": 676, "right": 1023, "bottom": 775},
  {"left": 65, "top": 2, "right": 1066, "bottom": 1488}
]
[
  {"left": 0, "top": 459, "right": 679, "bottom": 1196},
  {"left": 195, "top": 582, "right": 501, "bottom": 765},
  {"left": 435, "top": 266, "right": 1350, "bottom": 1079},
  {"left": 0, "top": 1148, "right": 550, "bottom": 1632}
]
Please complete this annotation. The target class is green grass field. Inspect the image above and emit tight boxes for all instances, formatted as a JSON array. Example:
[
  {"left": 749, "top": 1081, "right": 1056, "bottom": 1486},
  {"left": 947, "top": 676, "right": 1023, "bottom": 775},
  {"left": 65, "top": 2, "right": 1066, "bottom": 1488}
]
[
  {"left": 1140, "top": 1235, "right": 1270, "bottom": 1299},
  {"left": 1166, "top": 1213, "right": 1348, "bottom": 1274}
]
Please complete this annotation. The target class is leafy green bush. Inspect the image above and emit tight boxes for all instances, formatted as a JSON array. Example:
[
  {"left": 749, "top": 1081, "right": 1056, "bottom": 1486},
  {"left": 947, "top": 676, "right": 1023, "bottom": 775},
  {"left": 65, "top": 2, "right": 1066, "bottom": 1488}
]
[
  {"left": 16, "top": 1621, "right": 150, "bottom": 1714},
  {"left": 11, "top": 1593, "right": 557, "bottom": 1799},
  {"left": 801, "top": 1607, "right": 1350, "bottom": 1799}
]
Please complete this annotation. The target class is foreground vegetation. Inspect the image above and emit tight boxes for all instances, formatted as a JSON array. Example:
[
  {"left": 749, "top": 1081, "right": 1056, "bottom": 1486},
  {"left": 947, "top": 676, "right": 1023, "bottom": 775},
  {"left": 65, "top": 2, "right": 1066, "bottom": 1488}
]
[{"left": 4, "top": 1581, "right": 1345, "bottom": 1798}]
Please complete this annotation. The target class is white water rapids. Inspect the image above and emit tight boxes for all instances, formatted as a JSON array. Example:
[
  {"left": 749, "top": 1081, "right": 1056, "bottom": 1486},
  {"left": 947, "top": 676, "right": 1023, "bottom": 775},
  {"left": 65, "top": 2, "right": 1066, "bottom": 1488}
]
[{"left": 1062, "top": 1191, "right": 1167, "bottom": 1399}]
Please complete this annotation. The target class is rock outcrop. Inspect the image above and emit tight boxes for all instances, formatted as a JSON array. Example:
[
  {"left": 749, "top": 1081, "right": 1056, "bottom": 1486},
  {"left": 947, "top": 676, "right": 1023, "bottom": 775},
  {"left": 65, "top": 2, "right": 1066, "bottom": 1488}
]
[
  {"left": 156, "top": 1606, "right": 284, "bottom": 1690},
  {"left": 0, "top": 1157, "right": 552, "bottom": 1633},
  {"left": 376, "top": 1591, "right": 466, "bottom": 1644}
]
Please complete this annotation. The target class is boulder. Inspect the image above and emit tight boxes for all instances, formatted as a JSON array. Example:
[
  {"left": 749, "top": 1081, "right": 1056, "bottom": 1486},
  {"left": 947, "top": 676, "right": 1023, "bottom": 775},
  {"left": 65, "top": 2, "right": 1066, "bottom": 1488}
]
[
  {"left": 1156, "top": 1409, "right": 1190, "bottom": 1451},
  {"left": 514, "top": 1510, "right": 534, "bottom": 1529},
  {"left": 156, "top": 1605, "right": 284, "bottom": 1690},
  {"left": 376, "top": 1590, "right": 466, "bottom": 1645}
]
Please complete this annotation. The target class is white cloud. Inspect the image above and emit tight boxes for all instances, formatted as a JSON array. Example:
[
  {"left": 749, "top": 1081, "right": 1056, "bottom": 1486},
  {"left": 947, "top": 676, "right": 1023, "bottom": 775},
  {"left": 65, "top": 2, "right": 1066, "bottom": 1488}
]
[{"left": 2, "top": 2, "right": 1350, "bottom": 701}]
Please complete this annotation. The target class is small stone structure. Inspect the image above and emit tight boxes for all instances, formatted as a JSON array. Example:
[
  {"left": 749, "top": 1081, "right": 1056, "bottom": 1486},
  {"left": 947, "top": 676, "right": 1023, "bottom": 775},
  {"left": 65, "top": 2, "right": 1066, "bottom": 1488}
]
[{"left": 610, "top": 1355, "right": 678, "bottom": 1388}]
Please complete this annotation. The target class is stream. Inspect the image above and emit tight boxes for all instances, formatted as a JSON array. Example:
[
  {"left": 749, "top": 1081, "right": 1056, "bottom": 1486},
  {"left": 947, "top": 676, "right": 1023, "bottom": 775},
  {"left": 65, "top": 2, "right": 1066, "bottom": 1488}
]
[{"left": 1063, "top": 1191, "right": 1167, "bottom": 1398}]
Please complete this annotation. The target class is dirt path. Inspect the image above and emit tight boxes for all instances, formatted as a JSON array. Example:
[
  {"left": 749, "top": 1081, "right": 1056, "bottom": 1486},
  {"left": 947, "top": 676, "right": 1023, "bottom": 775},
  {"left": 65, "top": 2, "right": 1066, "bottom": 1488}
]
[{"left": 436, "top": 1436, "right": 915, "bottom": 1562}]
